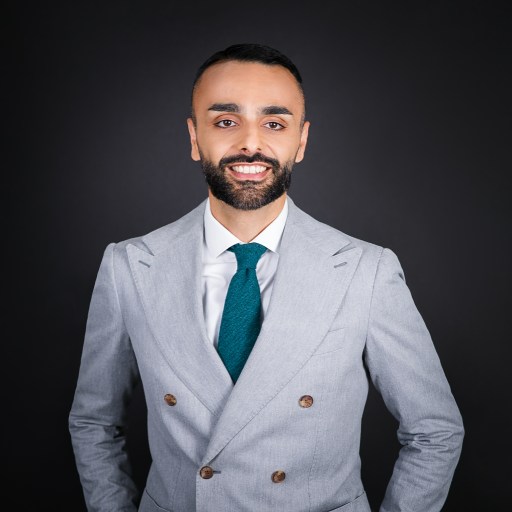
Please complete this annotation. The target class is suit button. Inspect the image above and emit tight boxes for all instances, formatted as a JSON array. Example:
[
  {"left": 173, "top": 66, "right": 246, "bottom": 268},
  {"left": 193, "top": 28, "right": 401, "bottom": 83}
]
[
  {"left": 271, "top": 470, "right": 286, "bottom": 483},
  {"left": 200, "top": 466, "right": 214, "bottom": 479},
  {"left": 299, "top": 395, "right": 314, "bottom": 408},
  {"left": 164, "top": 393, "right": 177, "bottom": 406}
]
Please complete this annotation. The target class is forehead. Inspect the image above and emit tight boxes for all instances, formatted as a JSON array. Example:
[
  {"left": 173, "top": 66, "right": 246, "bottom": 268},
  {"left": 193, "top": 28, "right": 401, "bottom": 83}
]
[{"left": 192, "top": 61, "right": 304, "bottom": 112}]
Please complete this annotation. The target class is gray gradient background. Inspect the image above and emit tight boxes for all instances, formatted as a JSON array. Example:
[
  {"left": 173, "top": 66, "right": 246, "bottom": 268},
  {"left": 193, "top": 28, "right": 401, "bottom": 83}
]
[{"left": 10, "top": 0, "right": 511, "bottom": 510}]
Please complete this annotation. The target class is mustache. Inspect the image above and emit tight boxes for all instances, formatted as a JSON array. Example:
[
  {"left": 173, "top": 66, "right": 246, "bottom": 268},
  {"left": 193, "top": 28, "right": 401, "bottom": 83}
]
[{"left": 219, "top": 153, "right": 280, "bottom": 169}]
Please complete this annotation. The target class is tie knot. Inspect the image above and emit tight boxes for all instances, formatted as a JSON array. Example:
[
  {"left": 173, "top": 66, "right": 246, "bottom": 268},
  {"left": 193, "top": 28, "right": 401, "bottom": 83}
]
[{"left": 229, "top": 242, "right": 267, "bottom": 270}]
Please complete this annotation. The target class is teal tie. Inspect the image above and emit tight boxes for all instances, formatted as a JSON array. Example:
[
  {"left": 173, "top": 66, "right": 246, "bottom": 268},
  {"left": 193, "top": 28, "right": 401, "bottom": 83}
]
[{"left": 217, "top": 242, "right": 268, "bottom": 383}]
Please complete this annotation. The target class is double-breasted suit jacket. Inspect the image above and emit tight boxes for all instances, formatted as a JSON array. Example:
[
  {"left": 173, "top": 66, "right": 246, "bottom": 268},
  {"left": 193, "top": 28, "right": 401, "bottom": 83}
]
[{"left": 69, "top": 196, "right": 464, "bottom": 512}]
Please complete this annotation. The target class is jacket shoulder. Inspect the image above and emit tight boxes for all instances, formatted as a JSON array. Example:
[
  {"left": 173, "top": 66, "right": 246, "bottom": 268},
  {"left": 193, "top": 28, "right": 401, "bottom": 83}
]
[
  {"left": 110, "top": 199, "right": 207, "bottom": 256},
  {"left": 291, "top": 201, "right": 384, "bottom": 260}
]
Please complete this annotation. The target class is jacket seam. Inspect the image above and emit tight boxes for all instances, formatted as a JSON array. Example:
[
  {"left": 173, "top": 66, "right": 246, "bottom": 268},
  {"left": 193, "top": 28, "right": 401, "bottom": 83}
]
[
  {"left": 169, "top": 455, "right": 182, "bottom": 511},
  {"left": 306, "top": 387, "right": 326, "bottom": 511},
  {"left": 364, "top": 246, "right": 385, "bottom": 345},
  {"left": 109, "top": 242, "right": 129, "bottom": 336}
]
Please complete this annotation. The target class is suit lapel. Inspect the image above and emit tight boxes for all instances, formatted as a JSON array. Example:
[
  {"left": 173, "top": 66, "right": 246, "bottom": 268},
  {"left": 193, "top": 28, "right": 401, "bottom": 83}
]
[
  {"left": 203, "top": 197, "right": 362, "bottom": 463},
  {"left": 126, "top": 201, "right": 233, "bottom": 418}
]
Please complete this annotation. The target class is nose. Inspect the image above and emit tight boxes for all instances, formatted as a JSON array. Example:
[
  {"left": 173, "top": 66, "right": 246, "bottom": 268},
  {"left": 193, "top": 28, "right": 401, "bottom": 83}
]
[{"left": 237, "top": 124, "right": 262, "bottom": 154}]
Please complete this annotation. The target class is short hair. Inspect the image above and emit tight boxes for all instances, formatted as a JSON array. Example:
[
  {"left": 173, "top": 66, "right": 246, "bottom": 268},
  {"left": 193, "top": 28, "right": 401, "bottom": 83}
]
[{"left": 191, "top": 43, "right": 305, "bottom": 124}]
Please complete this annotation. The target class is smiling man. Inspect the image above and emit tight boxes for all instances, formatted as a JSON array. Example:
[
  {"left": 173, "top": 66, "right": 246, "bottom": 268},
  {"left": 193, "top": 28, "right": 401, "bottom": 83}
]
[{"left": 69, "top": 44, "right": 464, "bottom": 512}]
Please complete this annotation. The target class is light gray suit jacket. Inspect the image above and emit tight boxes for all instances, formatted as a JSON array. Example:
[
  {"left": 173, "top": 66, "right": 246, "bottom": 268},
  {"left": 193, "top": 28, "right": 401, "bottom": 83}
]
[{"left": 69, "top": 196, "right": 464, "bottom": 512}]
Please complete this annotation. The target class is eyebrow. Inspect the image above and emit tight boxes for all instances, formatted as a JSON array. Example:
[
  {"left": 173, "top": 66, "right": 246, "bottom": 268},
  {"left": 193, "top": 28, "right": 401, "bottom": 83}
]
[
  {"left": 207, "top": 103, "right": 293, "bottom": 116},
  {"left": 208, "top": 103, "right": 240, "bottom": 113},
  {"left": 260, "top": 105, "right": 293, "bottom": 116}
]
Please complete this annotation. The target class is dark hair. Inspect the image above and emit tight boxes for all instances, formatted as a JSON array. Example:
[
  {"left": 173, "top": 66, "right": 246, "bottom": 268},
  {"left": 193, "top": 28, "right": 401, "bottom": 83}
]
[{"left": 191, "top": 43, "right": 305, "bottom": 123}]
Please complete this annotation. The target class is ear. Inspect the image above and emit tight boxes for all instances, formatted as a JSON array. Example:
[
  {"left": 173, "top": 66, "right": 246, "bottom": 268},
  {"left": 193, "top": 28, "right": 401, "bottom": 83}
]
[
  {"left": 294, "top": 121, "right": 310, "bottom": 163},
  {"left": 187, "top": 118, "right": 201, "bottom": 161}
]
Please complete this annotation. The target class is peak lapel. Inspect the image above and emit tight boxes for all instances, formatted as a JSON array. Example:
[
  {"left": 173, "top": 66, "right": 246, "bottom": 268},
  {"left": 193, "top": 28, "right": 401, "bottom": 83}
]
[
  {"left": 203, "top": 198, "right": 362, "bottom": 463},
  {"left": 126, "top": 200, "right": 233, "bottom": 417}
]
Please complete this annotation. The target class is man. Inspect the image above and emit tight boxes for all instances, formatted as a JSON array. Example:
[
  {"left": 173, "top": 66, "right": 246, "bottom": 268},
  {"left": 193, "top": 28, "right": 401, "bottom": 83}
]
[{"left": 69, "top": 43, "right": 464, "bottom": 512}]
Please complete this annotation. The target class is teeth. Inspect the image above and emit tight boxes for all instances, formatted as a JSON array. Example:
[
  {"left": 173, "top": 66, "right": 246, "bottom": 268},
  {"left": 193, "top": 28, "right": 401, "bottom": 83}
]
[{"left": 231, "top": 165, "right": 268, "bottom": 174}]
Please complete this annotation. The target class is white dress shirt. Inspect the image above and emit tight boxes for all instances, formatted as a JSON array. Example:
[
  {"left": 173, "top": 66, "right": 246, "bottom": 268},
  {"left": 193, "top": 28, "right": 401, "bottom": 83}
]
[{"left": 201, "top": 197, "right": 289, "bottom": 348}]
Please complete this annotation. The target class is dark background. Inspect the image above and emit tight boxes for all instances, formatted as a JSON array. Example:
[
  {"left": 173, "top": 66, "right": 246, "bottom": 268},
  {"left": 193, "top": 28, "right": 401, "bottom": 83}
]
[{"left": 10, "top": 0, "right": 511, "bottom": 510}]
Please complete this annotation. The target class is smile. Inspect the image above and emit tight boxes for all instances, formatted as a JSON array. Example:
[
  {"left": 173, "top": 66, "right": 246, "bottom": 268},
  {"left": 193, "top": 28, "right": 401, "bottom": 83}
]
[
  {"left": 229, "top": 165, "right": 270, "bottom": 174},
  {"left": 227, "top": 164, "right": 271, "bottom": 181}
]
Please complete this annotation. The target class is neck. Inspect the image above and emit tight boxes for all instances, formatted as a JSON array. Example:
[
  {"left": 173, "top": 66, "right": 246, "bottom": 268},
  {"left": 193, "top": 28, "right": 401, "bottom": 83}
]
[{"left": 208, "top": 192, "right": 287, "bottom": 243}]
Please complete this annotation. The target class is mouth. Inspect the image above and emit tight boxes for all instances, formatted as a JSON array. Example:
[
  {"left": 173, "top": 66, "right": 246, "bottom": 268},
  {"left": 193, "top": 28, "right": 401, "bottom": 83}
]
[{"left": 227, "top": 163, "right": 272, "bottom": 181}]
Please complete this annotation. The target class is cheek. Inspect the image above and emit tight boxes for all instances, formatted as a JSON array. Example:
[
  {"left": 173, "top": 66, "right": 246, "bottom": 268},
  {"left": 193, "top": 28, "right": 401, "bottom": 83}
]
[
  {"left": 197, "top": 133, "right": 231, "bottom": 161},
  {"left": 267, "top": 135, "right": 302, "bottom": 161},
  {"left": 201, "top": 128, "right": 238, "bottom": 148}
]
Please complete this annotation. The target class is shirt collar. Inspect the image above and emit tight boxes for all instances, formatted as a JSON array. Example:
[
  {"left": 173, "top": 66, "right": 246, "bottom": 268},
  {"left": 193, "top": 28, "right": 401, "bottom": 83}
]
[{"left": 204, "top": 197, "right": 289, "bottom": 258}]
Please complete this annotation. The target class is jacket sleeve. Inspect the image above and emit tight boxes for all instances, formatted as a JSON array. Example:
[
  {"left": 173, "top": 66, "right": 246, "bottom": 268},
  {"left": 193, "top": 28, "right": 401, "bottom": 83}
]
[
  {"left": 364, "top": 248, "right": 464, "bottom": 512},
  {"left": 69, "top": 243, "right": 140, "bottom": 512}
]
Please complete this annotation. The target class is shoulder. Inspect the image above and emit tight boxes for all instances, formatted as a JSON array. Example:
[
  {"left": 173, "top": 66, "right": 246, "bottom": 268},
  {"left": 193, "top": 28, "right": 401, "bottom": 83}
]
[
  {"left": 109, "top": 198, "right": 207, "bottom": 257},
  {"left": 289, "top": 202, "right": 408, "bottom": 294},
  {"left": 287, "top": 196, "right": 384, "bottom": 262}
]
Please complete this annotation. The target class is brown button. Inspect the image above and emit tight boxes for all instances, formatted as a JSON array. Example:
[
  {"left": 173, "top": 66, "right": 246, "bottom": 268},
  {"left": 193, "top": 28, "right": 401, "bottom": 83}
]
[
  {"left": 164, "top": 393, "right": 177, "bottom": 406},
  {"left": 271, "top": 470, "right": 286, "bottom": 483},
  {"left": 299, "top": 395, "right": 314, "bottom": 408},
  {"left": 200, "top": 466, "right": 214, "bottom": 479}
]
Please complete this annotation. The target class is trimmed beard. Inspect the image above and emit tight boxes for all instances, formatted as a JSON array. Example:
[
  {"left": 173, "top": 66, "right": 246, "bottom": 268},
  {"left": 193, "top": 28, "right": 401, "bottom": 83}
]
[{"left": 200, "top": 152, "right": 294, "bottom": 211}]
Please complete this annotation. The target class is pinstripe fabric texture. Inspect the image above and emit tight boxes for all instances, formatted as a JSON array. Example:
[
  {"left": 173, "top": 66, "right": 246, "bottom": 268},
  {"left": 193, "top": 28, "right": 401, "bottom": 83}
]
[{"left": 217, "top": 242, "right": 267, "bottom": 382}]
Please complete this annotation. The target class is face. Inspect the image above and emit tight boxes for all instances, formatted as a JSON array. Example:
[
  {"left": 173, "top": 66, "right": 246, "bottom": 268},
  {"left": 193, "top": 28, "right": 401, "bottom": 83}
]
[{"left": 187, "top": 60, "right": 310, "bottom": 210}]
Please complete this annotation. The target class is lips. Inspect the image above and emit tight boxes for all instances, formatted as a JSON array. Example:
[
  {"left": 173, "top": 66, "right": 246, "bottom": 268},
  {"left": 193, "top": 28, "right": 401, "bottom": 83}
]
[{"left": 227, "top": 163, "right": 271, "bottom": 180}]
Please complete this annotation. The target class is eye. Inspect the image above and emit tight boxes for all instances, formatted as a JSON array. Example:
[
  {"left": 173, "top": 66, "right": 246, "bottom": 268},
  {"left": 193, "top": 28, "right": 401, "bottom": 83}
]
[
  {"left": 264, "top": 121, "right": 285, "bottom": 131},
  {"left": 215, "top": 119, "right": 238, "bottom": 128}
]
